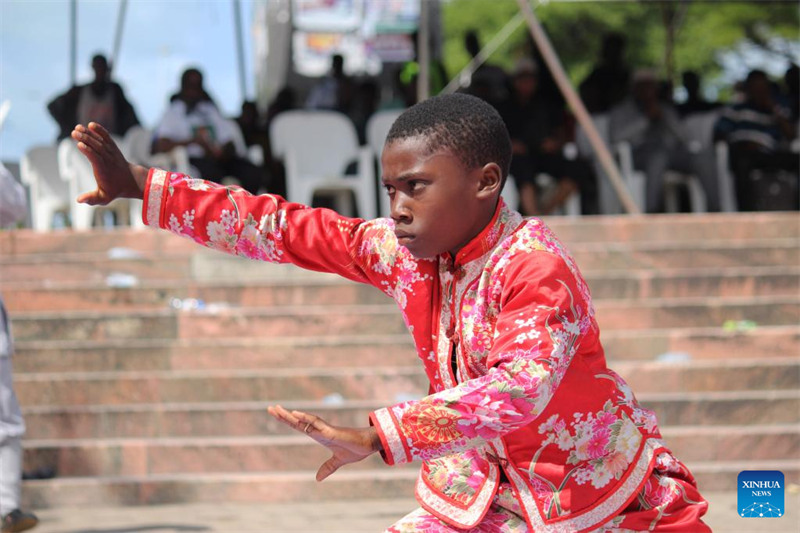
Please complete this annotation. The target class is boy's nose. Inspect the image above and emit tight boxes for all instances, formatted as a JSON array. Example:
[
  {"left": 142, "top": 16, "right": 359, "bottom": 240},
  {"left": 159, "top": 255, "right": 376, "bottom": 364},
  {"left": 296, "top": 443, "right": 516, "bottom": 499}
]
[{"left": 390, "top": 199, "right": 411, "bottom": 224}]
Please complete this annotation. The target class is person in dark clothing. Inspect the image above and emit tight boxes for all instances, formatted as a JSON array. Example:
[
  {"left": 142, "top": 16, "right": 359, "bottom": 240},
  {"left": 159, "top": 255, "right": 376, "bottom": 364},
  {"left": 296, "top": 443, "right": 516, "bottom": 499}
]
[
  {"left": 498, "top": 60, "right": 595, "bottom": 216},
  {"left": 153, "top": 68, "right": 263, "bottom": 194},
  {"left": 782, "top": 64, "right": 799, "bottom": 124},
  {"left": 579, "top": 33, "right": 630, "bottom": 114},
  {"left": 677, "top": 71, "right": 720, "bottom": 118},
  {"left": 714, "top": 69, "right": 798, "bottom": 211},
  {"left": 47, "top": 54, "right": 139, "bottom": 141},
  {"left": 463, "top": 30, "right": 509, "bottom": 107}
]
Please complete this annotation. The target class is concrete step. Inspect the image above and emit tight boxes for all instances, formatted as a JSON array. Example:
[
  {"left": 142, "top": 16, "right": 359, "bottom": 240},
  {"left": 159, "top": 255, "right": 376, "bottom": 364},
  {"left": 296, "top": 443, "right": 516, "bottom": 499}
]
[
  {"left": 20, "top": 469, "right": 419, "bottom": 508},
  {"left": 22, "top": 425, "right": 798, "bottom": 479},
  {"left": 544, "top": 212, "right": 800, "bottom": 244},
  {"left": 16, "top": 461, "right": 800, "bottom": 508},
  {"left": 13, "top": 335, "right": 420, "bottom": 373},
  {"left": 3, "top": 213, "right": 795, "bottom": 258},
  {"left": 2, "top": 279, "right": 390, "bottom": 312},
  {"left": 0, "top": 227, "right": 197, "bottom": 256},
  {"left": 563, "top": 240, "right": 798, "bottom": 271},
  {"left": 3, "top": 266, "right": 797, "bottom": 312},
  {"left": 22, "top": 435, "right": 396, "bottom": 478},
  {"left": 9, "top": 296, "right": 799, "bottom": 342},
  {"left": 1, "top": 239, "right": 796, "bottom": 285},
  {"left": 613, "top": 358, "right": 800, "bottom": 394},
  {"left": 13, "top": 326, "right": 798, "bottom": 374},
  {"left": 14, "top": 359, "right": 798, "bottom": 407},
  {"left": 14, "top": 367, "right": 429, "bottom": 407},
  {"left": 0, "top": 254, "right": 192, "bottom": 285},
  {"left": 21, "top": 391, "right": 800, "bottom": 440},
  {"left": 602, "top": 325, "right": 800, "bottom": 361},
  {"left": 661, "top": 424, "right": 800, "bottom": 463}
]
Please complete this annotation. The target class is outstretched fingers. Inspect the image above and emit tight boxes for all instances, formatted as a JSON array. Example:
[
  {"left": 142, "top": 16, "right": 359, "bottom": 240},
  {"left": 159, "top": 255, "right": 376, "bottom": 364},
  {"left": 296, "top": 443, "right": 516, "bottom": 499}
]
[{"left": 267, "top": 405, "right": 325, "bottom": 441}]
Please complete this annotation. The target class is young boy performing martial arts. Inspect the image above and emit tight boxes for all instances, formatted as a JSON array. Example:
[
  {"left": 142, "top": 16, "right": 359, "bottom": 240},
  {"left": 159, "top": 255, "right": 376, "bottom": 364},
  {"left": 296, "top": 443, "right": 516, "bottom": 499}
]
[{"left": 72, "top": 94, "right": 709, "bottom": 532}]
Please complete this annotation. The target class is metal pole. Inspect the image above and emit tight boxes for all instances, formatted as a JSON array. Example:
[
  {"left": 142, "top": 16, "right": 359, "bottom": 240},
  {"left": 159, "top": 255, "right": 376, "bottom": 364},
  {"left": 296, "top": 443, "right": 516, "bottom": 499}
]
[
  {"left": 70, "top": 0, "right": 77, "bottom": 86},
  {"left": 514, "top": 0, "right": 641, "bottom": 214},
  {"left": 111, "top": 0, "right": 128, "bottom": 70},
  {"left": 233, "top": 0, "right": 248, "bottom": 102},
  {"left": 416, "top": 0, "right": 430, "bottom": 102}
]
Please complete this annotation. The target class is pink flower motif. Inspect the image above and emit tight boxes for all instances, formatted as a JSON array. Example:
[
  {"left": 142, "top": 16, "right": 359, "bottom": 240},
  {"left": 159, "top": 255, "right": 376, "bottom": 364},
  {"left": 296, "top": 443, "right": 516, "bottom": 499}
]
[
  {"left": 595, "top": 411, "right": 617, "bottom": 428},
  {"left": 453, "top": 390, "right": 530, "bottom": 439},
  {"left": 604, "top": 451, "right": 630, "bottom": 478},
  {"left": 234, "top": 237, "right": 265, "bottom": 260},
  {"left": 642, "top": 476, "right": 676, "bottom": 509},
  {"left": 465, "top": 471, "right": 485, "bottom": 490},
  {"left": 586, "top": 431, "right": 610, "bottom": 459}
]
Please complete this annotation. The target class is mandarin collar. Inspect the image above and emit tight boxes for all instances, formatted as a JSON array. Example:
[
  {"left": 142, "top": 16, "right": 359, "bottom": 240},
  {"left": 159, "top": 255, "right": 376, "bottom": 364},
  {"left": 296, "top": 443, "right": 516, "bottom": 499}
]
[{"left": 441, "top": 198, "right": 513, "bottom": 270}]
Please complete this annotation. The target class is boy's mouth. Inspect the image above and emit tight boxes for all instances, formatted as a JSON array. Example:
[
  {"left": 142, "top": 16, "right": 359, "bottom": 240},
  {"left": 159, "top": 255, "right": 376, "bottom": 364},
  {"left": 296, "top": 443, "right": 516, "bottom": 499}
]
[{"left": 394, "top": 231, "right": 415, "bottom": 245}]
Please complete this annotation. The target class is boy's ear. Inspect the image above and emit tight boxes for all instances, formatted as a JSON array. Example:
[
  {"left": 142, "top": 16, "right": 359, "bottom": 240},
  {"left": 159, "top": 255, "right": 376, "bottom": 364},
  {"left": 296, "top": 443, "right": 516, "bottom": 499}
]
[{"left": 476, "top": 162, "right": 503, "bottom": 200}]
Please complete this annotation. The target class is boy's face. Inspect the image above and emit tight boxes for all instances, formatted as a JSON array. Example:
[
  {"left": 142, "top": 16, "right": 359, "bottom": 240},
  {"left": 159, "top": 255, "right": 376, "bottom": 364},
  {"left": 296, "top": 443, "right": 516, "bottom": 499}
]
[{"left": 381, "top": 136, "right": 500, "bottom": 259}]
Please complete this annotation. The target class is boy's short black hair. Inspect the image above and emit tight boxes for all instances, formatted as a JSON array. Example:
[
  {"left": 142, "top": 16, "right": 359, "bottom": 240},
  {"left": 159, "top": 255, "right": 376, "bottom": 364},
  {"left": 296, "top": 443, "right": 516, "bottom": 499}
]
[{"left": 386, "top": 93, "right": 512, "bottom": 182}]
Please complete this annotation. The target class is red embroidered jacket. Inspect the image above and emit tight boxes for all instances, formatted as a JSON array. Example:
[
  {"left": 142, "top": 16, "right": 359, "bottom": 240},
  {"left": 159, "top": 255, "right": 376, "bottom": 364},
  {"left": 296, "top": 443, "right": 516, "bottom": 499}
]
[{"left": 143, "top": 169, "right": 676, "bottom": 532}]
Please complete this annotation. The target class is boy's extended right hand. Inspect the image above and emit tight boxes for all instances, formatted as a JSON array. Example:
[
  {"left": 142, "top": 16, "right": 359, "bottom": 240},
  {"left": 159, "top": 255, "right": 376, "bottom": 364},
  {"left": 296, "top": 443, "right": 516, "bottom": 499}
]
[{"left": 72, "top": 122, "right": 148, "bottom": 205}]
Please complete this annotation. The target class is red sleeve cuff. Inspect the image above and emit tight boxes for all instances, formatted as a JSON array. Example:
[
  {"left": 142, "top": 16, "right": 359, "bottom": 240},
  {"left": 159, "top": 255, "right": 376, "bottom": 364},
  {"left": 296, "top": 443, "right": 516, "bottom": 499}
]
[{"left": 369, "top": 408, "right": 411, "bottom": 466}]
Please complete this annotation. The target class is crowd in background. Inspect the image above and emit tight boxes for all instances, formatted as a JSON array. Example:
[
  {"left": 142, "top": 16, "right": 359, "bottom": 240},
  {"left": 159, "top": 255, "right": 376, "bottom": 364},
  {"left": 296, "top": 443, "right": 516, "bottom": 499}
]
[{"left": 45, "top": 30, "right": 800, "bottom": 218}]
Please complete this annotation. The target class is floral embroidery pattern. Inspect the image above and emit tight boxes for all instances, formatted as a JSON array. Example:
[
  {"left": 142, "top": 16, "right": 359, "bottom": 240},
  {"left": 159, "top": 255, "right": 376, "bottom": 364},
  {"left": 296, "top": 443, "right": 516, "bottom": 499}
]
[{"left": 424, "top": 452, "right": 489, "bottom": 503}]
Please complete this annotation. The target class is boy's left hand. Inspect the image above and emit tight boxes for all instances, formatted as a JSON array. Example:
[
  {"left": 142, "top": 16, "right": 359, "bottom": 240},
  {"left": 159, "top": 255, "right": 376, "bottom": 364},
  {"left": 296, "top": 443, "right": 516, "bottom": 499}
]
[{"left": 267, "top": 405, "right": 382, "bottom": 481}]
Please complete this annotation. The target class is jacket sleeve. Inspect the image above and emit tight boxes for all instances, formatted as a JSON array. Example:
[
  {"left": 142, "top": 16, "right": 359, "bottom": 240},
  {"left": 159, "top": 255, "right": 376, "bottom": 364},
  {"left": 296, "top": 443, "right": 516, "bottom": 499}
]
[
  {"left": 142, "top": 168, "right": 398, "bottom": 287},
  {"left": 369, "top": 250, "right": 594, "bottom": 466}
]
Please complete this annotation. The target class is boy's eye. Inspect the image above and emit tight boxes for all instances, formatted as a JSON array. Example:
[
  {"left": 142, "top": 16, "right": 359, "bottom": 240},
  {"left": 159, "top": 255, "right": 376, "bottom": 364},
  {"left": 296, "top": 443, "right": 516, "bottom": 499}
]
[{"left": 384, "top": 184, "right": 395, "bottom": 195}]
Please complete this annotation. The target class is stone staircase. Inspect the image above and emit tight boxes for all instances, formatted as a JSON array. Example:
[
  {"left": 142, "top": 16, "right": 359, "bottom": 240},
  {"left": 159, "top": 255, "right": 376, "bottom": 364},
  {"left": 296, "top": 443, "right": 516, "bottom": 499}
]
[{"left": 1, "top": 212, "right": 798, "bottom": 508}]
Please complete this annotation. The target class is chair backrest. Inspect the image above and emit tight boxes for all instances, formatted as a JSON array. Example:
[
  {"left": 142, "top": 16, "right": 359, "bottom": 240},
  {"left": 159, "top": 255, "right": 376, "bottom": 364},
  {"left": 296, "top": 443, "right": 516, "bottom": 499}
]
[
  {"left": 682, "top": 111, "right": 721, "bottom": 152},
  {"left": 270, "top": 110, "right": 359, "bottom": 177},
  {"left": 575, "top": 114, "right": 610, "bottom": 158},
  {"left": 58, "top": 137, "right": 96, "bottom": 194},
  {"left": 366, "top": 110, "right": 403, "bottom": 217},
  {"left": 122, "top": 125, "right": 155, "bottom": 165},
  {"left": 366, "top": 109, "right": 403, "bottom": 162},
  {"left": 21, "top": 145, "right": 67, "bottom": 199}
]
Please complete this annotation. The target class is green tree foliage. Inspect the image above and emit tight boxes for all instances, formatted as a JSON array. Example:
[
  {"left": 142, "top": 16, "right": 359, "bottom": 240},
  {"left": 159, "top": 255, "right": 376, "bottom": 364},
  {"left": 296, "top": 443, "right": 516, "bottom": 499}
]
[{"left": 442, "top": 0, "right": 798, "bottom": 91}]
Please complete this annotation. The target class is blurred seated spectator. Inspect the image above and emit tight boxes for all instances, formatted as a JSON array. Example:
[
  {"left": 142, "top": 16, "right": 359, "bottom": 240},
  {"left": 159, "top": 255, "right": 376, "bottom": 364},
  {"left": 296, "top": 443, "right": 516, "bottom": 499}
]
[
  {"left": 305, "top": 54, "right": 354, "bottom": 113},
  {"left": 399, "top": 31, "right": 448, "bottom": 105},
  {"left": 610, "top": 69, "right": 719, "bottom": 213},
  {"left": 154, "top": 68, "right": 262, "bottom": 194},
  {"left": 266, "top": 87, "right": 297, "bottom": 124},
  {"left": 349, "top": 80, "right": 380, "bottom": 145},
  {"left": 782, "top": 64, "right": 799, "bottom": 124},
  {"left": 579, "top": 32, "right": 630, "bottom": 114},
  {"left": 236, "top": 101, "right": 269, "bottom": 150},
  {"left": 463, "top": 29, "right": 508, "bottom": 106},
  {"left": 714, "top": 69, "right": 798, "bottom": 211},
  {"left": 498, "top": 59, "right": 596, "bottom": 216},
  {"left": 677, "top": 71, "right": 720, "bottom": 118},
  {"left": 47, "top": 53, "right": 139, "bottom": 141}
]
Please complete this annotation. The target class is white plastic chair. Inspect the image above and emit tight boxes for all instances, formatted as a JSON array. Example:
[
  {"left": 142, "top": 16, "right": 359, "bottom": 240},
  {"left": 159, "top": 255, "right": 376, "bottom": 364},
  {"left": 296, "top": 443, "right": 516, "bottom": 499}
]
[
  {"left": 122, "top": 125, "right": 192, "bottom": 175},
  {"left": 20, "top": 145, "right": 70, "bottom": 231},
  {"left": 121, "top": 126, "right": 197, "bottom": 227},
  {"left": 683, "top": 111, "right": 737, "bottom": 212},
  {"left": 501, "top": 175, "right": 520, "bottom": 213},
  {"left": 271, "top": 110, "right": 377, "bottom": 220},
  {"left": 366, "top": 110, "right": 403, "bottom": 217},
  {"left": 59, "top": 137, "right": 134, "bottom": 230},
  {"left": 576, "top": 114, "right": 645, "bottom": 214}
]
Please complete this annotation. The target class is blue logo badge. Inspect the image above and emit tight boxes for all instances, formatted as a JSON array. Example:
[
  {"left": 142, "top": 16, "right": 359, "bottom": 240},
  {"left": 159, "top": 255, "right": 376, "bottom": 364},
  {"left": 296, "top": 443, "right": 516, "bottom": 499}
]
[{"left": 738, "top": 470, "right": 784, "bottom": 518}]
